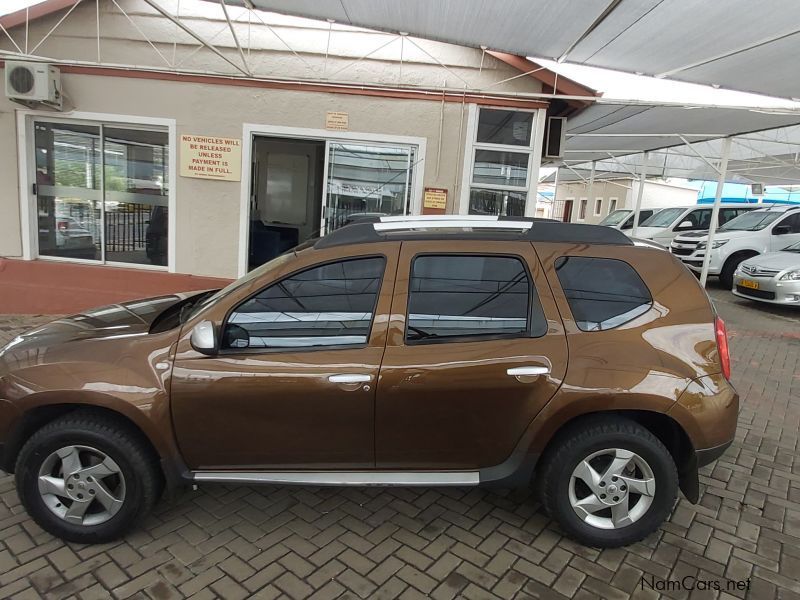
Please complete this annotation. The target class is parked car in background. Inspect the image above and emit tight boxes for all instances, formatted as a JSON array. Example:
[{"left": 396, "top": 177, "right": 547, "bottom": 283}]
[
  {"left": 673, "top": 205, "right": 800, "bottom": 288},
  {"left": 732, "top": 240, "right": 800, "bottom": 305},
  {"left": 38, "top": 215, "right": 96, "bottom": 260},
  {"left": 0, "top": 216, "right": 738, "bottom": 548},
  {"left": 598, "top": 208, "right": 659, "bottom": 231},
  {"left": 632, "top": 203, "right": 757, "bottom": 246}
]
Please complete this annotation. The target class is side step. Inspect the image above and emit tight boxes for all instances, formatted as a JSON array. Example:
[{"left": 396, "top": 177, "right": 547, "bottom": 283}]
[{"left": 191, "top": 471, "right": 480, "bottom": 487}]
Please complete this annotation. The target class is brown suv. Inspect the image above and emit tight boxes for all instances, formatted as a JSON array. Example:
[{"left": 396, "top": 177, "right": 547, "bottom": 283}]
[{"left": 0, "top": 216, "right": 737, "bottom": 547}]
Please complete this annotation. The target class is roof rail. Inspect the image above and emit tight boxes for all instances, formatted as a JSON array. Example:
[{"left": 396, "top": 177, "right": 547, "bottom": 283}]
[{"left": 314, "top": 215, "right": 633, "bottom": 249}]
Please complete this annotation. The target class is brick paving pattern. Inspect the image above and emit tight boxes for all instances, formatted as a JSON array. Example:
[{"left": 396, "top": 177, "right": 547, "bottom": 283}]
[{"left": 1, "top": 286, "right": 798, "bottom": 599}]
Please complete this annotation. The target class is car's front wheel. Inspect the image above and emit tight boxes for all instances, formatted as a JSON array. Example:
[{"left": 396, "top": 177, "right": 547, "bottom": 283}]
[
  {"left": 15, "top": 411, "right": 162, "bottom": 543},
  {"left": 539, "top": 417, "right": 678, "bottom": 548}
]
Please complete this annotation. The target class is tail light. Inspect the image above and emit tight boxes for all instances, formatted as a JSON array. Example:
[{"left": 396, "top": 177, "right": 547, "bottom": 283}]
[{"left": 715, "top": 316, "right": 731, "bottom": 380}]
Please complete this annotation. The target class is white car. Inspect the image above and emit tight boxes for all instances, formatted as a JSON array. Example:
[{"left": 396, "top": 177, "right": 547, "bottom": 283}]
[
  {"left": 630, "top": 204, "right": 757, "bottom": 246},
  {"left": 597, "top": 208, "right": 658, "bottom": 231},
  {"left": 671, "top": 205, "right": 800, "bottom": 288},
  {"left": 732, "top": 240, "right": 800, "bottom": 305}
]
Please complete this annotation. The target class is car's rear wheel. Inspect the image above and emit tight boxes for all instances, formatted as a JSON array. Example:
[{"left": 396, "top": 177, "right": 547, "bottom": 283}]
[
  {"left": 15, "top": 412, "right": 162, "bottom": 543},
  {"left": 538, "top": 417, "right": 678, "bottom": 548}
]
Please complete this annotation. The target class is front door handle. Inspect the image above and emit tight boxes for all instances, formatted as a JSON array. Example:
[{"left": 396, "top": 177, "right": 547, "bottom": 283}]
[
  {"left": 507, "top": 366, "right": 550, "bottom": 377},
  {"left": 328, "top": 374, "right": 372, "bottom": 384}
]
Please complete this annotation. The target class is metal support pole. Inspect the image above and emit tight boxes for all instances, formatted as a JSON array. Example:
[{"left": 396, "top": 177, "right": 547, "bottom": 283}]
[
  {"left": 631, "top": 151, "right": 648, "bottom": 237},
  {"left": 553, "top": 167, "right": 561, "bottom": 220},
  {"left": 700, "top": 137, "right": 732, "bottom": 287},
  {"left": 587, "top": 160, "right": 596, "bottom": 218}
]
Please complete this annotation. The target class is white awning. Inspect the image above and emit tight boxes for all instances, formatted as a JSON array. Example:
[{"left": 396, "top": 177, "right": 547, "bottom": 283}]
[{"left": 231, "top": 0, "right": 800, "bottom": 99}]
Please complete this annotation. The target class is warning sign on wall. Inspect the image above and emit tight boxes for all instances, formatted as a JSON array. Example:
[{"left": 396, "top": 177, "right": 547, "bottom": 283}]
[
  {"left": 179, "top": 135, "right": 242, "bottom": 181},
  {"left": 423, "top": 188, "right": 448, "bottom": 210}
]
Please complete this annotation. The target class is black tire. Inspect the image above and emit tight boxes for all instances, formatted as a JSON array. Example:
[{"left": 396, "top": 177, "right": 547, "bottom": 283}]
[
  {"left": 15, "top": 411, "right": 162, "bottom": 543},
  {"left": 720, "top": 253, "right": 756, "bottom": 289},
  {"left": 538, "top": 417, "right": 678, "bottom": 548}
]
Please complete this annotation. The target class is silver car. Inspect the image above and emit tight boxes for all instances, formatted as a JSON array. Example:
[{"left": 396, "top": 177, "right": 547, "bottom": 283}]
[{"left": 732, "top": 240, "right": 800, "bottom": 305}]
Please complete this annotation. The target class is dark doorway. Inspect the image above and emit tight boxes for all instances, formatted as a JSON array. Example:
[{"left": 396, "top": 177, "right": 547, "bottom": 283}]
[
  {"left": 562, "top": 199, "right": 574, "bottom": 222},
  {"left": 248, "top": 137, "right": 325, "bottom": 271}
]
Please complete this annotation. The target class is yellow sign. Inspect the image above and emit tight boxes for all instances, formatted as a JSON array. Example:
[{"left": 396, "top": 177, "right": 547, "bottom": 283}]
[
  {"left": 326, "top": 111, "right": 349, "bottom": 131},
  {"left": 423, "top": 188, "right": 448, "bottom": 210},
  {"left": 180, "top": 134, "right": 241, "bottom": 181}
]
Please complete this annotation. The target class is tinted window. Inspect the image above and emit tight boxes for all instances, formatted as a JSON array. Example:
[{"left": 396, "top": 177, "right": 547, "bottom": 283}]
[
  {"left": 476, "top": 109, "right": 533, "bottom": 146},
  {"left": 555, "top": 257, "right": 652, "bottom": 331},
  {"left": 720, "top": 207, "right": 751, "bottom": 225},
  {"left": 776, "top": 212, "right": 800, "bottom": 233},
  {"left": 679, "top": 208, "right": 711, "bottom": 229},
  {"left": 406, "top": 255, "right": 542, "bottom": 342},
  {"left": 225, "top": 257, "right": 385, "bottom": 349}
]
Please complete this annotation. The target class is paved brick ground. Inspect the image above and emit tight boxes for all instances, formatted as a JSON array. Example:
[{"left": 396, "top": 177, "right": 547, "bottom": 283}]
[{"left": 1, "top": 286, "right": 798, "bottom": 600}]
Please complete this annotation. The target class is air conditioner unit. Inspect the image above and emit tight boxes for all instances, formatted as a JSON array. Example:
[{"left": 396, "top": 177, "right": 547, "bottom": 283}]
[
  {"left": 4, "top": 61, "right": 62, "bottom": 109},
  {"left": 544, "top": 116, "right": 567, "bottom": 159}
]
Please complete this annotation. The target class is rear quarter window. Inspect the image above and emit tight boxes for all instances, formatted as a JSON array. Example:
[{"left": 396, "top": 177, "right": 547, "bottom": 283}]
[{"left": 554, "top": 257, "right": 652, "bottom": 331}]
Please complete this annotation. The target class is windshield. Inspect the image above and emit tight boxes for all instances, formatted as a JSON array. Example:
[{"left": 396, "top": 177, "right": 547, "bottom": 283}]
[
  {"left": 718, "top": 211, "right": 784, "bottom": 232},
  {"left": 784, "top": 240, "right": 800, "bottom": 252},
  {"left": 640, "top": 207, "right": 685, "bottom": 228},
  {"left": 187, "top": 252, "right": 296, "bottom": 319},
  {"left": 598, "top": 210, "right": 630, "bottom": 226}
]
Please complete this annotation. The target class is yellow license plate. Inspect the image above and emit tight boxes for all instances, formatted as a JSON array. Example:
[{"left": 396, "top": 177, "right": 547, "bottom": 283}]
[{"left": 740, "top": 279, "right": 759, "bottom": 290}]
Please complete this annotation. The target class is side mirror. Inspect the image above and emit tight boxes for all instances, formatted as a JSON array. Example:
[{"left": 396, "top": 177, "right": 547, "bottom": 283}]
[
  {"left": 190, "top": 320, "right": 217, "bottom": 355},
  {"left": 676, "top": 220, "right": 694, "bottom": 229},
  {"left": 773, "top": 225, "right": 791, "bottom": 235}
]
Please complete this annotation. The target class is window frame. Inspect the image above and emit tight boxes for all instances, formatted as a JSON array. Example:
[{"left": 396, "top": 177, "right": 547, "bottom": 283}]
[
  {"left": 594, "top": 197, "right": 603, "bottom": 217},
  {"left": 458, "top": 104, "right": 547, "bottom": 217},
  {"left": 219, "top": 254, "right": 388, "bottom": 355},
  {"left": 403, "top": 252, "right": 547, "bottom": 346},
  {"left": 19, "top": 111, "right": 176, "bottom": 272},
  {"left": 608, "top": 198, "right": 618, "bottom": 213},
  {"left": 554, "top": 255, "right": 654, "bottom": 332}
]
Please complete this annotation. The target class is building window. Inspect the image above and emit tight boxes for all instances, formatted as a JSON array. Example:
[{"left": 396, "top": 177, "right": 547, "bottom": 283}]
[
  {"left": 578, "top": 199, "right": 587, "bottom": 221},
  {"left": 609, "top": 198, "right": 618, "bottom": 213},
  {"left": 34, "top": 120, "right": 169, "bottom": 267},
  {"left": 464, "top": 107, "right": 541, "bottom": 217},
  {"left": 594, "top": 198, "right": 603, "bottom": 216}
]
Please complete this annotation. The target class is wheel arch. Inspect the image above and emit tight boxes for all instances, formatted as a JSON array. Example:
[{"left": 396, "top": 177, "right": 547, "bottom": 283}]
[
  {"left": 2, "top": 397, "right": 180, "bottom": 487},
  {"left": 535, "top": 409, "right": 697, "bottom": 501}
]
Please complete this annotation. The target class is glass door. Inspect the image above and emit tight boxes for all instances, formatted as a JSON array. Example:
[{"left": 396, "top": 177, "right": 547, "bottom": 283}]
[
  {"left": 322, "top": 142, "right": 416, "bottom": 235},
  {"left": 33, "top": 119, "right": 169, "bottom": 267}
]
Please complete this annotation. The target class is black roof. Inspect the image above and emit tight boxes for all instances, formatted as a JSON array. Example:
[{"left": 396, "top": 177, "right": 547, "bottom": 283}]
[{"left": 314, "top": 217, "right": 633, "bottom": 249}]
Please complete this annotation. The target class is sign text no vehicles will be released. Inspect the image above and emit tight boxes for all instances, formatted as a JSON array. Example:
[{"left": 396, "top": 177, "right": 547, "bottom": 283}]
[{"left": 180, "top": 135, "right": 242, "bottom": 182}]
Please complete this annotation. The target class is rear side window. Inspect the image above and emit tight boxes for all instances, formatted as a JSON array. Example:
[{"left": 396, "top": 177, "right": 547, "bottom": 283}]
[
  {"left": 225, "top": 256, "right": 385, "bottom": 349},
  {"left": 555, "top": 257, "right": 652, "bottom": 331},
  {"left": 406, "top": 255, "right": 545, "bottom": 343}
]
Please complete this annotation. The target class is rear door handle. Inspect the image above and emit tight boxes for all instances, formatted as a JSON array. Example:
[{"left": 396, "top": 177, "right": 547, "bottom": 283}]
[
  {"left": 507, "top": 366, "right": 550, "bottom": 377},
  {"left": 328, "top": 374, "right": 372, "bottom": 384}
]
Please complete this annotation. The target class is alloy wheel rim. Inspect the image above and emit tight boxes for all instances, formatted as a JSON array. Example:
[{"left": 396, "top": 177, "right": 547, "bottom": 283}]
[
  {"left": 568, "top": 448, "right": 656, "bottom": 530},
  {"left": 37, "top": 445, "right": 126, "bottom": 526}
]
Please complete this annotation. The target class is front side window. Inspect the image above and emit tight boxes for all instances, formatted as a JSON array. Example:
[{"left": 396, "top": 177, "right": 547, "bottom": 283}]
[
  {"left": 555, "top": 257, "right": 652, "bottom": 331},
  {"left": 34, "top": 120, "right": 169, "bottom": 267},
  {"left": 406, "top": 255, "right": 544, "bottom": 342},
  {"left": 224, "top": 257, "right": 385, "bottom": 349},
  {"left": 679, "top": 209, "right": 712, "bottom": 229}
]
